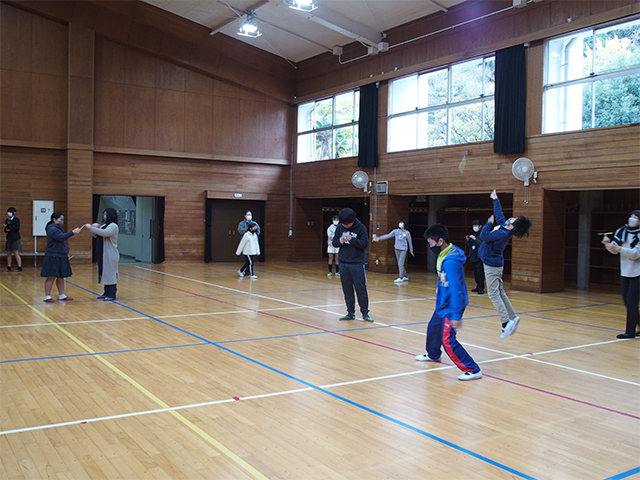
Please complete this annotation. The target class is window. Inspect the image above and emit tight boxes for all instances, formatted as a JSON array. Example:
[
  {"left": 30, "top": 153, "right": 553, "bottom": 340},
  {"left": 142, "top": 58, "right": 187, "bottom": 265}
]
[
  {"left": 543, "top": 17, "right": 640, "bottom": 133},
  {"left": 297, "top": 90, "right": 359, "bottom": 163},
  {"left": 387, "top": 56, "right": 495, "bottom": 152}
]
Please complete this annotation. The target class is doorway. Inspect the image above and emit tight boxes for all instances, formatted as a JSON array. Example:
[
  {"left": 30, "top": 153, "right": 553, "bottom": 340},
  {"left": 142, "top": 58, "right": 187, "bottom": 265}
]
[
  {"left": 92, "top": 195, "right": 165, "bottom": 264},
  {"left": 205, "top": 199, "right": 265, "bottom": 263}
]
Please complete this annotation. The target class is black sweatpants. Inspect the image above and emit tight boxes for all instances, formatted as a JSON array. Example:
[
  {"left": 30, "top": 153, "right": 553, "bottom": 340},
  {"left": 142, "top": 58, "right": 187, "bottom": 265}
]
[
  {"left": 620, "top": 275, "right": 640, "bottom": 336},
  {"left": 472, "top": 260, "right": 485, "bottom": 291},
  {"left": 339, "top": 262, "right": 369, "bottom": 318}
]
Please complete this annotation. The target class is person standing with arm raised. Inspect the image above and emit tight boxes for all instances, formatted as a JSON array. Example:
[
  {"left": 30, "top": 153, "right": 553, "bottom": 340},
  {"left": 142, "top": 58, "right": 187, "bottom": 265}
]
[
  {"left": 478, "top": 190, "right": 531, "bottom": 338},
  {"left": 373, "top": 220, "right": 414, "bottom": 283}
]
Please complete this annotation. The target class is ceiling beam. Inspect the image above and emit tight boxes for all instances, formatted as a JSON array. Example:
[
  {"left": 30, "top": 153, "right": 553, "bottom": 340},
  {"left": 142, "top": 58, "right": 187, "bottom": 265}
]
[
  {"left": 273, "top": 0, "right": 381, "bottom": 47},
  {"left": 209, "top": 0, "right": 270, "bottom": 35}
]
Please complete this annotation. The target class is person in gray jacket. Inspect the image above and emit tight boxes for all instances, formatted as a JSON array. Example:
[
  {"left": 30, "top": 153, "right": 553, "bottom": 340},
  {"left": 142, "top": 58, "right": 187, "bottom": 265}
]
[
  {"left": 85, "top": 208, "right": 119, "bottom": 301},
  {"left": 373, "top": 220, "right": 414, "bottom": 283}
]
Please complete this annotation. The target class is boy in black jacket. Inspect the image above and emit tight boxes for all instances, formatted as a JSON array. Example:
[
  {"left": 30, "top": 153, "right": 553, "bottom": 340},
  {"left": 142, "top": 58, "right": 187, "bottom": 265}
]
[{"left": 332, "top": 208, "right": 373, "bottom": 322}]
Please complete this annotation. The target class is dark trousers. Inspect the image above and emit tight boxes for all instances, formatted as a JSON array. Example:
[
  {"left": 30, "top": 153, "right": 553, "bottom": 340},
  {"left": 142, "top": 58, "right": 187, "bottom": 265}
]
[
  {"left": 241, "top": 255, "right": 255, "bottom": 276},
  {"left": 339, "top": 263, "right": 369, "bottom": 318},
  {"left": 425, "top": 311, "right": 480, "bottom": 374},
  {"left": 104, "top": 284, "right": 117, "bottom": 299},
  {"left": 472, "top": 260, "right": 484, "bottom": 290},
  {"left": 620, "top": 275, "right": 640, "bottom": 336}
]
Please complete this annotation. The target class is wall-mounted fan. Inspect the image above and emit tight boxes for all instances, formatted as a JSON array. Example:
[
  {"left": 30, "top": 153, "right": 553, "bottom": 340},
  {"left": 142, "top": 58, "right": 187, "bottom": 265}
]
[
  {"left": 512, "top": 157, "right": 536, "bottom": 203},
  {"left": 351, "top": 170, "right": 370, "bottom": 193}
]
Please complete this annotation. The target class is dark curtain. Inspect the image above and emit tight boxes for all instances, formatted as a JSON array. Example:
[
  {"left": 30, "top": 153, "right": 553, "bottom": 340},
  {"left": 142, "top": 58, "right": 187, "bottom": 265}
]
[
  {"left": 204, "top": 198, "right": 213, "bottom": 263},
  {"left": 155, "top": 197, "right": 165, "bottom": 263},
  {"left": 358, "top": 82, "right": 378, "bottom": 167},
  {"left": 494, "top": 44, "right": 526, "bottom": 154}
]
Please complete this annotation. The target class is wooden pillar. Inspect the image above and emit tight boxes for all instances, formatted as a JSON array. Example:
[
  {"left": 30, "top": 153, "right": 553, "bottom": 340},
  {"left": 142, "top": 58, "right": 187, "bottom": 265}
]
[{"left": 66, "top": 24, "right": 94, "bottom": 263}]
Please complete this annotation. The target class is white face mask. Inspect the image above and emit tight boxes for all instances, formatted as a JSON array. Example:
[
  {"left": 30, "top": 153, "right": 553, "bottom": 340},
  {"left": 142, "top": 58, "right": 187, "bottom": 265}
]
[
  {"left": 398, "top": 223, "right": 404, "bottom": 229},
  {"left": 246, "top": 215, "right": 252, "bottom": 221},
  {"left": 333, "top": 220, "right": 339, "bottom": 225},
  {"left": 7, "top": 213, "right": 13, "bottom": 218},
  {"left": 473, "top": 226, "right": 480, "bottom": 232},
  {"left": 629, "top": 216, "right": 640, "bottom": 228}
]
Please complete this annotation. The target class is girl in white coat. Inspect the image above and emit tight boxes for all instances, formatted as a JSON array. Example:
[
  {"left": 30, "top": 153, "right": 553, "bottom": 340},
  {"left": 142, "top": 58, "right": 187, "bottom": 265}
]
[
  {"left": 85, "top": 208, "right": 119, "bottom": 300},
  {"left": 236, "top": 221, "right": 260, "bottom": 278}
]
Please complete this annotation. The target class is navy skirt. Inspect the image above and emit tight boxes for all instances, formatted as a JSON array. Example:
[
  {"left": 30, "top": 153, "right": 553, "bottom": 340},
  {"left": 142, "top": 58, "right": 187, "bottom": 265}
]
[
  {"left": 5, "top": 239, "right": 22, "bottom": 251},
  {"left": 40, "top": 255, "right": 73, "bottom": 278}
]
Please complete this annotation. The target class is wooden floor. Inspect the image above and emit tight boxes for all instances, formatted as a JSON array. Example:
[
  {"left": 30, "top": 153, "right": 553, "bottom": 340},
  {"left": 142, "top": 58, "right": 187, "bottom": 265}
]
[{"left": 1, "top": 262, "right": 638, "bottom": 480}]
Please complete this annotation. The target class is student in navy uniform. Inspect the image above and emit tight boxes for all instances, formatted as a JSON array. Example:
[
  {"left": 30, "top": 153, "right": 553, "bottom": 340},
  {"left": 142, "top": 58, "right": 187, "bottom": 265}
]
[
  {"left": 466, "top": 219, "right": 484, "bottom": 294},
  {"left": 4, "top": 207, "right": 22, "bottom": 272},
  {"left": 479, "top": 189, "right": 532, "bottom": 338},
  {"left": 333, "top": 208, "right": 373, "bottom": 322},
  {"left": 373, "top": 219, "right": 414, "bottom": 283},
  {"left": 415, "top": 224, "right": 482, "bottom": 380}
]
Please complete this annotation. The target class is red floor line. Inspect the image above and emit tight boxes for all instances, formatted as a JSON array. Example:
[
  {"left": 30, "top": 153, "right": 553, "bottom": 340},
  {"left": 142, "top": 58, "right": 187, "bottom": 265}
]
[{"left": 120, "top": 272, "right": 415, "bottom": 356}]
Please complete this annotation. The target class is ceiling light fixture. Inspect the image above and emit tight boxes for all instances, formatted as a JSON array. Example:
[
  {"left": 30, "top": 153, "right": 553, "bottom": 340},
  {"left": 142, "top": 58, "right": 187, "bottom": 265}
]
[
  {"left": 238, "top": 12, "right": 261, "bottom": 38},
  {"left": 285, "top": 0, "right": 317, "bottom": 13}
]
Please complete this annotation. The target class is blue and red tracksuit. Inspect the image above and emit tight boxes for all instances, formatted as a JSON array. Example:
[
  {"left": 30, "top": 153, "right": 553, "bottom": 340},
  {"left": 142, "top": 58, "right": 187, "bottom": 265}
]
[{"left": 425, "top": 244, "right": 480, "bottom": 374}]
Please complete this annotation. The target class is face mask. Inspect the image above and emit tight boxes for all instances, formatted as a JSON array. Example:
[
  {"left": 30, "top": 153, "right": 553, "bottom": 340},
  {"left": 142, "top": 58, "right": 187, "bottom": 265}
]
[
  {"left": 103, "top": 214, "right": 107, "bottom": 222},
  {"left": 398, "top": 223, "right": 404, "bottom": 229},
  {"left": 629, "top": 216, "right": 640, "bottom": 228},
  {"left": 333, "top": 220, "right": 339, "bottom": 225},
  {"left": 7, "top": 213, "right": 13, "bottom": 218},
  {"left": 429, "top": 244, "right": 441, "bottom": 255},
  {"left": 473, "top": 226, "right": 480, "bottom": 232},
  {"left": 58, "top": 219, "right": 64, "bottom": 226},
  {"left": 246, "top": 215, "right": 252, "bottom": 221}
]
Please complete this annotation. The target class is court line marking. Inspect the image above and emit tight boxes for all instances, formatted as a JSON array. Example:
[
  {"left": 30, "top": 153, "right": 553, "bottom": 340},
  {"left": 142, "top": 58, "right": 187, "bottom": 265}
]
[
  {"left": 4, "top": 281, "right": 638, "bottom": 479},
  {"left": 603, "top": 466, "right": 640, "bottom": 480},
  {"left": 0, "top": 282, "right": 269, "bottom": 480}
]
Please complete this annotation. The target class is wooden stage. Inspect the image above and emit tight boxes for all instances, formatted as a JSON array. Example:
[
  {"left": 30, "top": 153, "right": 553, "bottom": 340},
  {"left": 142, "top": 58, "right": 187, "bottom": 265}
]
[{"left": 1, "top": 262, "right": 638, "bottom": 480}]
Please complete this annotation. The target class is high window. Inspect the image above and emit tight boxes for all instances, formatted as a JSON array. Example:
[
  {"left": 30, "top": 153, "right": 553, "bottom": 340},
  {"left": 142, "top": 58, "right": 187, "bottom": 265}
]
[
  {"left": 543, "top": 17, "right": 640, "bottom": 133},
  {"left": 297, "top": 90, "right": 359, "bottom": 163},
  {"left": 387, "top": 56, "right": 495, "bottom": 152}
]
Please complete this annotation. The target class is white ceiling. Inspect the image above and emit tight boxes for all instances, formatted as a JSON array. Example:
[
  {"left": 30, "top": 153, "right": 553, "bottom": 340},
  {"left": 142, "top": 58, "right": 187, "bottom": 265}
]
[{"left": 140, "top": 0, "right": 469, "bottom": 63}]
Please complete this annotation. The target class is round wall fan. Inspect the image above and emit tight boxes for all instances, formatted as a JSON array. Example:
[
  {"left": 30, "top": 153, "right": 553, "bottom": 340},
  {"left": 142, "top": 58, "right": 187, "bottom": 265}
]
[
  {"left": 351, "top": 170, "right": 370, "bottom": 193},
  {"left": 512, "top": 157, "right": 535, "bottom": 186}
]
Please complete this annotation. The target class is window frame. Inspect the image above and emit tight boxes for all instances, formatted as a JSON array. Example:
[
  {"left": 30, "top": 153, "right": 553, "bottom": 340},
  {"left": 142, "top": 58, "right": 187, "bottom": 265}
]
[
  {"left": 387, "top": 54, "right": 496, "bottom": 152},
  {"left": 296, "top": 89, "right": 360, "bottom": 163}
]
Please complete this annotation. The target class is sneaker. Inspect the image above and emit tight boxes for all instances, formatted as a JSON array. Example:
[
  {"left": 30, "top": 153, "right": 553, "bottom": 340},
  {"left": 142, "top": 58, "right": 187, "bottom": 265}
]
[
  {"left": 103, "top": 297, "right": 115, "bottom": 301},
  {"left": 471, "top": 287, "right": 479, "bottom": 292},
  {"left": 458, "top": 371, "right": 482, "bottom": 381},
  {"left": 97, "top": 295, "right": 107, "bottom": 300},
  {"left": 17, "top": 267, "right": 22, "bottom": 272},
  {"left": 238, "top": 269, "right": 244, "bottom": 277},
  {"left": 335, "top": 272, "right": 340, "bottom": 277},
  {"left": 339, "top": 315, "right": 355, "bottom": 321},
  {"left": 415, "top": 354, "right": 440, "bottom": 362},
  {"left": 327, "top": 272, "right": 332, "bottom": 277},
  {"left": 393, "top": 277, "right": 404, "bottom": 283},
  {"left": 500, "top": 316, "right": 520, "bottom": 338},
  {"left": 402, "top": 276, "right": 408, "bottom": 281},
  {"left": 477, "top": 290, "right": 484, "bottom": 295},
  {"left": 363, "top": 315, "right": 374, "bottom": 323},
  {"left": 250, "top": 275, "right": 258, "bottom": 279}
]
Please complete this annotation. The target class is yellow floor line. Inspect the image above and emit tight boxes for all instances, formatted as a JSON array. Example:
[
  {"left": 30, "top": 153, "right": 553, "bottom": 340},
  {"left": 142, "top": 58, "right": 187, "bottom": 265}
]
[{"left": 0, "top": 282, "right": 269, "bottom": 480}]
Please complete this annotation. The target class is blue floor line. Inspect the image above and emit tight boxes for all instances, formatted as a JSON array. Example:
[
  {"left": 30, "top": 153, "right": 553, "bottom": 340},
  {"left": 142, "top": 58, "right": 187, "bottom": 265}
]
[
  {"left": 42, "top": 279, "right": 538, "bottom": 479},
  {"left": 603, "top": 466, "right": 640, "bottom": 480}
]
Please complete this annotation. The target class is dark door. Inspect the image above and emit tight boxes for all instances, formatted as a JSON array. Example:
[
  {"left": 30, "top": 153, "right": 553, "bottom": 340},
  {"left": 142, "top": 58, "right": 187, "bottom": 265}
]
[{"left": 207, "top": 200, "right": 264, "bottom": 262}]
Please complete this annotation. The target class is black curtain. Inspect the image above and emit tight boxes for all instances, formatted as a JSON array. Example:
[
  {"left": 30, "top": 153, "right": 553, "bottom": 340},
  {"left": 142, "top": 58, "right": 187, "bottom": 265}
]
[
  {"left": 204, "top": 198, "right": 213, "bottom": 263},
  {"left": 494, "top": 44, "right": 526, "bottom": 154},
  {"left": 155, "top": 197, "right": 165, "bottom": 263},
  {"left": 358, "top": 82, "right": 378, "bottom": 167}
]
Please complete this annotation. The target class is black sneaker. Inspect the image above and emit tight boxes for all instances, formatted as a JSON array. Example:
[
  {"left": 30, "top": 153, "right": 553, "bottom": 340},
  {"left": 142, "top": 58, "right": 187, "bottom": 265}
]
[
  {"left": 97, "top": 295, "right": 107, "bottom": 300},
  {"left": 616, "top": 333, "right": 635, "bottom": 339},
  {"left": 477, "top": 290, "right": 484, "bottom": 294},
  {"left": 339, "top": 315, "right": 355, "bottom": 321},
  {"left": 471, "top": 287, "right": 478, "bottom": 292}
]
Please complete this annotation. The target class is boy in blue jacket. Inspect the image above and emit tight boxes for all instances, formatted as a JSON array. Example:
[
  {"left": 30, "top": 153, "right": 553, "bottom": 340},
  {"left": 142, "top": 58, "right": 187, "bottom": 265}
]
[
  {"left": 415, "top": 224, "right": 482, "bottom": 381},
  {"left": 479, "top": 189, "right": 532, "bottom": 338}
]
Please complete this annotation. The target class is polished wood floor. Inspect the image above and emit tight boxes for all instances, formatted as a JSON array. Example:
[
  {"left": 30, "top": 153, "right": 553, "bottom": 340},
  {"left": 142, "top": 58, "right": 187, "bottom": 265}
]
[{"left": 1, "top": 262, "right": 638, "bottom": 480}]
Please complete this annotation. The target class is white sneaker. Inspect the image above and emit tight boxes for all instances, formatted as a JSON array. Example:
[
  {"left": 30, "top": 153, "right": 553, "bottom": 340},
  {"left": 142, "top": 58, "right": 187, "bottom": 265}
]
[
  {"left": 500, "top": 316, "right": 520, "bottom": 338},
  {"left": 327, "top": 272, "right": 332, "bottom": 277},
  {"left": 335, "top": 272, "right": 340, "bottom": 277},
  {"left": 458, "top": 371, "right": 482, "bottom": 381},
  {"left": 415, "top": 354, "right": 439, "bottom": 362},
  {"left": 238, "top": 269, "right": 244, "bottom": 277},
  {"left": 402, "top": 276, "right": 408, "bottom": 281},
  {"left": 394, "top": 277, "right": 404, "bottom": 283},
  {"left": 250, "top": 275, "right": 258, "bottom": 279}
]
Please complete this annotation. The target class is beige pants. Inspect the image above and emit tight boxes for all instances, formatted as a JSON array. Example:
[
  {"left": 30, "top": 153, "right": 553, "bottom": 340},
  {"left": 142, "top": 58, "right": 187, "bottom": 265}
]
[{"left": 483, "top": 264, "right": 517, "bottom": 325}]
